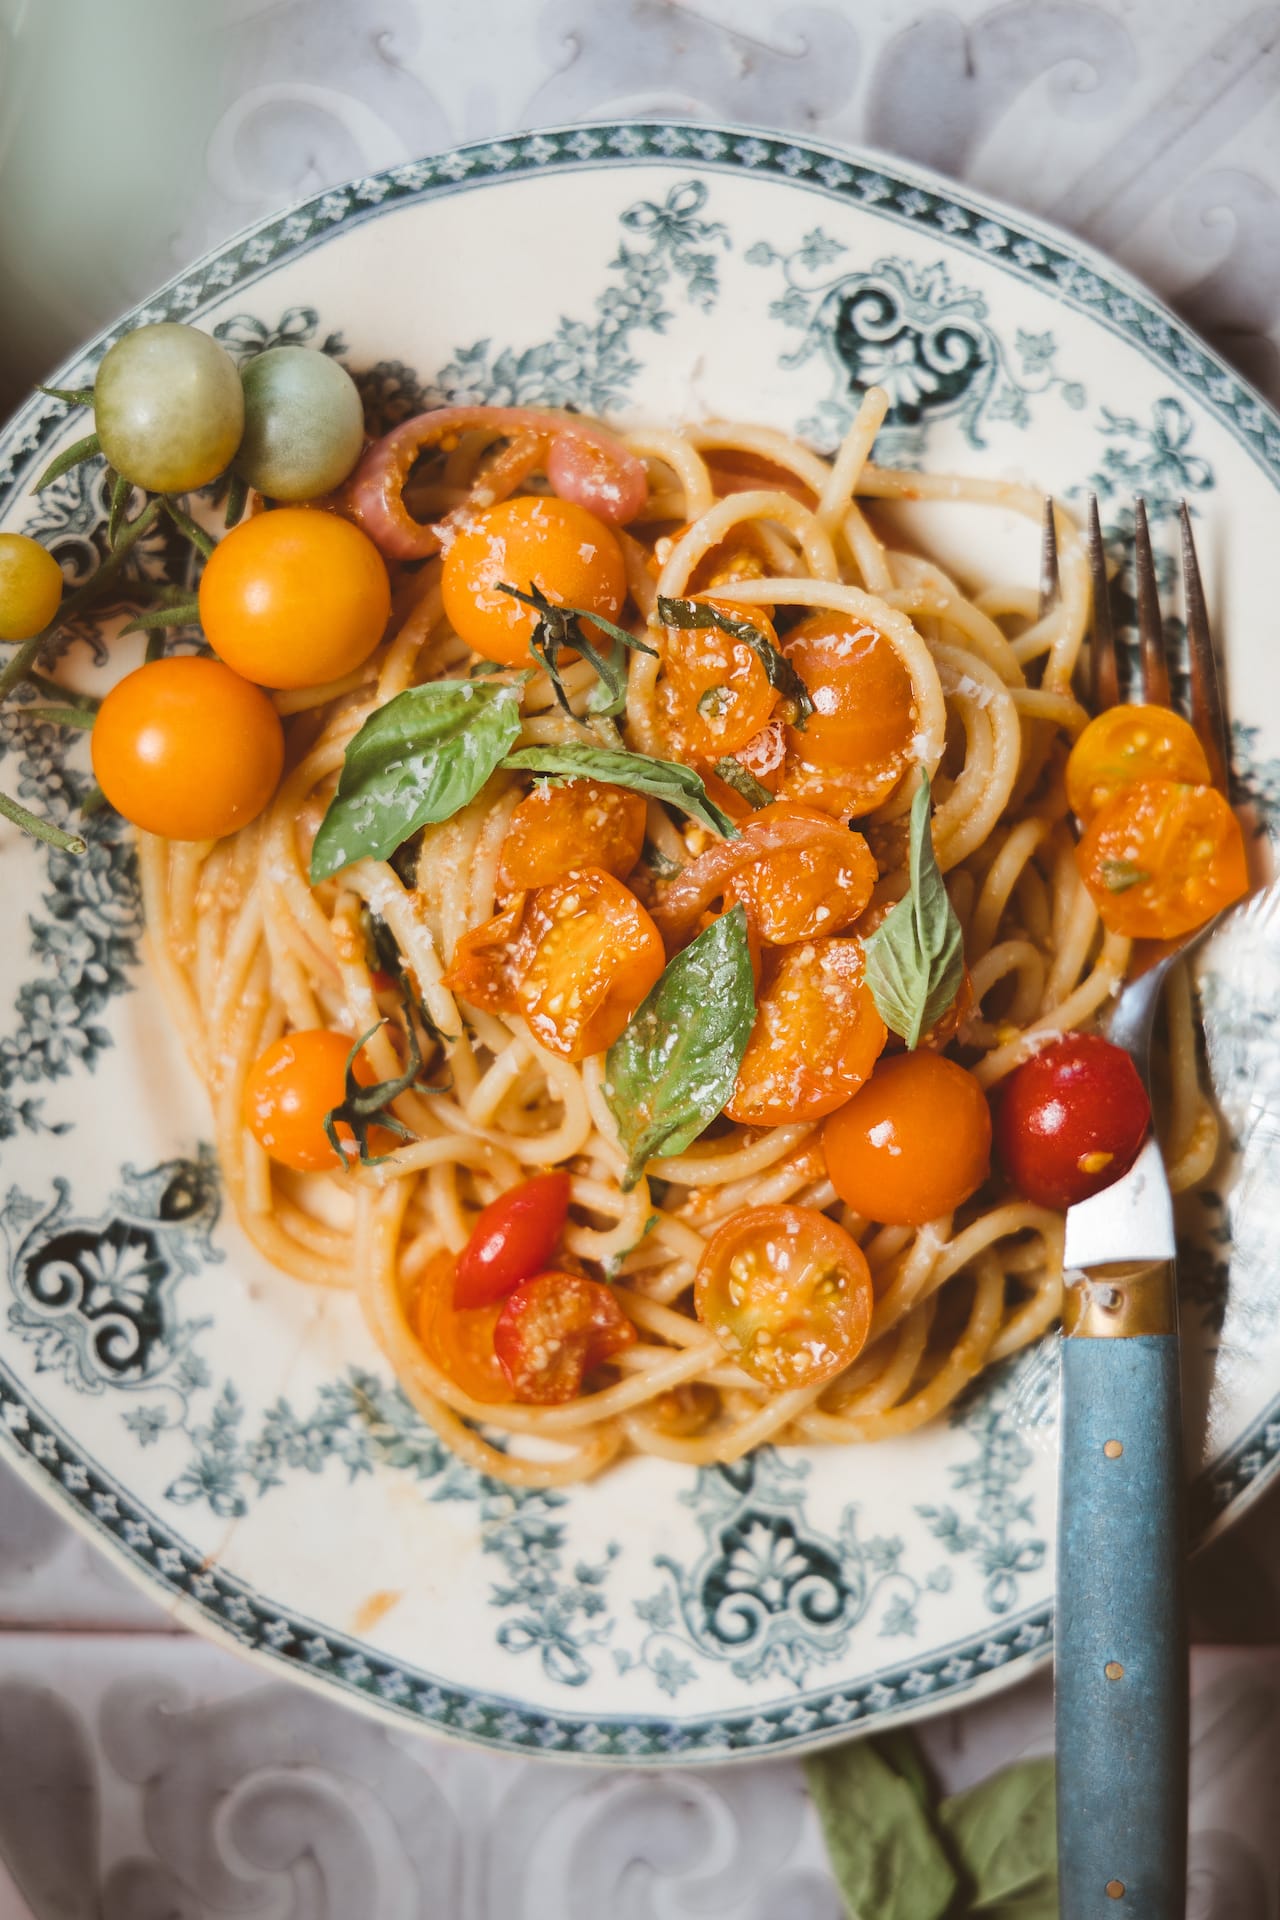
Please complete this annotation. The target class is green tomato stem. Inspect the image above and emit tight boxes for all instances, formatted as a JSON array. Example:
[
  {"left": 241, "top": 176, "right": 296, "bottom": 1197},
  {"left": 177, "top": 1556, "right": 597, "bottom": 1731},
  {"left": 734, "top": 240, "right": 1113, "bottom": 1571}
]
[
  {"left": 0, "top": 496, "right": 161, "bottom": 706},
  {"left": 24, "top": 705, "right": 95, "bottom": 730},
  {"left": 0, "top": 786, "right": 87, "bottom": 855}
]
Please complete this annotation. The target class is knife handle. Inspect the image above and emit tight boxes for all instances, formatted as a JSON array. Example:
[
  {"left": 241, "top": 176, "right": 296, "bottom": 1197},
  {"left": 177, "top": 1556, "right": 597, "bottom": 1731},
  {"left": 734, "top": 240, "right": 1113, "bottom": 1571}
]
[{"left": 1056, "top": 1320, "right": 1188, "bottom": 1918}]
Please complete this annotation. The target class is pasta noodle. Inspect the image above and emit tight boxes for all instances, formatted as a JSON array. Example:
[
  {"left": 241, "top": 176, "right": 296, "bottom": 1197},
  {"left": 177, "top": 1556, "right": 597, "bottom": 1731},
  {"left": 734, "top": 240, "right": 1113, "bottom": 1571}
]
[{"left": 138, "top": 390, "right": 1211, "bottom": 1488}]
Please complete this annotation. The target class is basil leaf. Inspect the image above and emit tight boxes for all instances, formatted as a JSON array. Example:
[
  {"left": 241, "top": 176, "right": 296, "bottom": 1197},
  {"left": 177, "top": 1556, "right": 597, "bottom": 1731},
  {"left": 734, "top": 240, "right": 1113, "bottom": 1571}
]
[
  {"left": 805, "top": 1741, "right": 957, "bottom": 1920},
  {"left": 505, "top": 744, "right": 739, "bottom": 839},
  {"left": 873, "top": 1729, "right": 935, "bottom": 1813},
  {"left": 311, "top": 680, "right": 522, "bottom": 882},
  {"left": 714, "top": 754, "right": 772, "bottom": 809},
  {"left": 864, "top": 771, "right": 964, "bottom": 1049},
  {"left": 656, "top": 592, "right": 815, "bottom": 728},
  {"left": 978, "top": 1874, "right": 1060, "bottom": 1920},
  {"left": 497, "top": 580, "right": 656, "bottom": 719},
  {"left": 937, "top": 1757, "right": 1057, "bottom": 1909},
  {"left": 603, "top": 907, "right": 755, "bottom": 1190}
]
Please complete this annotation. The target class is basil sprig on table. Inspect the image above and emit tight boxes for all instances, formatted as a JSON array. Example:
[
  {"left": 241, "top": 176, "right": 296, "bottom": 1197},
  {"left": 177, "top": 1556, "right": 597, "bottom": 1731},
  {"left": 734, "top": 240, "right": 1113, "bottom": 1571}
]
[
  {"left": 310, "top": 679, "right": 522, "bottom": 882},
  {"left": 805, "top": 1730, "right": 1058, "bottom": 1920},
  {"left": 655, "top": 592, "right": 815, "bottom": 728},
  {"left": 497, "top": 580, "right": 657, "bottom": 719},
  {"left": 505, "top": 743, "right": 739, "bottom": 839},
  {"left": 863, "top": 771, "right": 965, "bottom": 1049},
  {"left": 603, "top": 907, "right": 756, "bottom": 1189}
]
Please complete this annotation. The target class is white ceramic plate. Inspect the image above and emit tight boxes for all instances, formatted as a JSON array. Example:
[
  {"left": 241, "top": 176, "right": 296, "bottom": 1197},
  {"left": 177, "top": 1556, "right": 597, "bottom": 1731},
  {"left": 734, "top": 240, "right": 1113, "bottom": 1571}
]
[{"left": 2, "top": 122, "right": 1278, "bottom": 1764}]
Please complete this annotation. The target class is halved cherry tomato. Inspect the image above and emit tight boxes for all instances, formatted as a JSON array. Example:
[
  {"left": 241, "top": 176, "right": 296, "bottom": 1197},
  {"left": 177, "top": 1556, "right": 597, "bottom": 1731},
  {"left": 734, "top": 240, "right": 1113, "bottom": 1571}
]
[
  {"left": 735, "top": 717, "right": 788, "bottom": 791},
  {"left": 453, "top": 1171, "right": 572, "bottom": 1308},
  {"left": 726, "top": 937, "right": 887, "bottom": 1126},
  {"left": 781, "top": 612, "right": 917, "bottom": 813},
  {"left": 822, "top": 1052, "right": 992, "bottom": 1226},
  {"left": 658, "top": 597, "right": 779, "bottom": 758},
  {"left": 494, "top": 1270, "right": 636, "bottom": 1403},
  {"left": 442, "top": 868, "right": 665, "bottom": 1060},
  {"left": 995, "top": 1035, "right": 1151, "bottom": 1209},
  {"left": 694, "top": 1204, "right": 872, "bottom": 1390},
  {"left": 1066, "top": 704, "right": 1212, "bottom": 823},
  {"left": 242, "top": 1028, "right": 386, "bottom": 1172},
  {"left": 441, "top": 495, "right": 627, "bottom": 666},
  {"left": 723, "top": 802, "right": 877, "bottom": 945},
  {"left": 1077, "top": 778, "right": 1248, "bottom": 938},
  {"left": 199, "top": 507, "right": 391, "bottom": 689},
  {"left": 92, "top": 656, "right": 284, "bottom": 841},
  {"left": 706, "top": 449, "right": 817, "bottom": 504},
  {"left": 498, "top": 778, "right": 646, "bottom": 893},
  {"left": 414, "top": 1249, "right": 511, "bottom": 1404}
]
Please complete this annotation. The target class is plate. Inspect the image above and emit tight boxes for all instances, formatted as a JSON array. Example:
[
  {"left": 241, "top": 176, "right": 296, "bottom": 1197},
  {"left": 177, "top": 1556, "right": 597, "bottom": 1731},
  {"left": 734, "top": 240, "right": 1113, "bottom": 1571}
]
[{"left": 1, "top": 122, "right": 1278, "bottom": 1765}]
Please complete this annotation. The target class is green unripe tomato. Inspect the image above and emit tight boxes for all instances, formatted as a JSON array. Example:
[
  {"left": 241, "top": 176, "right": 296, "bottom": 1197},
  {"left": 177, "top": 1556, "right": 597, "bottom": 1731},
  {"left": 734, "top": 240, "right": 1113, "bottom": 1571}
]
[
  {"left": 0, "top": 532, "right": 64, "bottom": 641},
  {"left": 235, "top": 347, "right": 366, "bottom": 501},
  {"left": 94, "top": 322, "right": 244, "bottom": 494}
]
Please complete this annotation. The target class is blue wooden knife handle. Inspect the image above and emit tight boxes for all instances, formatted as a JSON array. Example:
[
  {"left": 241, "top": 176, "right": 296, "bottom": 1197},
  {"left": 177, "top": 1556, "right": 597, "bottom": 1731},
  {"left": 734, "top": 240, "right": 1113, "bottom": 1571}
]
[{"left": 1057, "top": 1326, "right": 1188, "bottom": 1918}]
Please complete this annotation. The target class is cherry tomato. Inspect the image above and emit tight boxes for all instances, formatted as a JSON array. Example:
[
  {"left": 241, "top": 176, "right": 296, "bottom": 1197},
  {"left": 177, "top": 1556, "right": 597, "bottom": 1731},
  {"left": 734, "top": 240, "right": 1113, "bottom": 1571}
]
[
  {"left": 726, "top": 936, "right": 887, "bottom": 1126},
  {"left": 822, "top": 1052, "right": 992, "bottom": 1227},
  {"left": 498, "top": 778, "right": 646, "bottom": 893},
  {"left": 414, "top": 1249, "right": 511, "bottom": 1404},
  {"left": 199, "top": 506, "right": 391, "bottom": 689},
  {"left": 1077, "top": 778, "right": 1248, "bottom": 938},
  {"left": 994, "top": 1034, "right": 1151, "bottom": 1209},
  {"left": 0, "top": 533, "right": 63, "bottom": 641},
  {"left": 723, "top": 802, "right": 877, "bottom": 945},
  {"left": 443, "top": 868, "right": 666, "bottom": 1060},
  {"left": 236, "top": 346, "right": 366, "bottom": 501},
  {"left": 781, "top": 612, "right": 917, "bottom": 812},
  {"left": 453, "top": 1171, "right": 572, "bottom": 1308},
  {"left": 658, "top": 598, "right": 779, "bottom": 758},
  {"left": 242, "top": 1028, "right": 382, "bottom": 1172},
  {"left": 694, "top": 1204, "right": 872, "bottom": 1390},
  {"left": 91, "top": 656, "right": 283, "bottom": 840},
  {"left": 441, "top": 495, "right": 627, "bottom": 666},
  {"left": 1066, "top": 704, "right": 1212, "bottom": 823},
  {"left": 94, "top": 322, "right": 244, "bottom": 494},
  {"left": 494, "top": 1271, "right": 636, "bottom": 1403}
]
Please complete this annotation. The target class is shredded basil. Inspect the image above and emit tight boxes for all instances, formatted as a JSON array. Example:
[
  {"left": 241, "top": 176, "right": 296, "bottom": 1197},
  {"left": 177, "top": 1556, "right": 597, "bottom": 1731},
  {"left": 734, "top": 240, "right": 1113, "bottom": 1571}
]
[
  {"left": 496, "top": 580, "right": 656, "bottom": 719},
  {"left": 714, "top": 755, "right": 772, "bottom": 809},
  {"left": 655, "top": 592, "right": 814, "bottom": 728},
  {"left": 863, "top": 770, "right": 964, "bottom": 1049},
  {"left": 1100, "top": 858, "right": 1150, "bottom": 893},
  {"left": 504, "top": 743, "right": 738, "bottom": 839},
  {"left": 310, "top": 679, "right": 522, "bottom": 882},
  {"left": 603, "top": 908, "right": 756, "bottom": 1190}
]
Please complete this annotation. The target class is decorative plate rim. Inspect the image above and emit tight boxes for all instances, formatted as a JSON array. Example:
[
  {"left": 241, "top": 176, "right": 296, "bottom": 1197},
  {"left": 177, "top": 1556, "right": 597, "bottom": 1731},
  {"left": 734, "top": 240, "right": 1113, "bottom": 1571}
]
[{"left": 1, "top": 119, "right": 1276, "bottom": 1764}]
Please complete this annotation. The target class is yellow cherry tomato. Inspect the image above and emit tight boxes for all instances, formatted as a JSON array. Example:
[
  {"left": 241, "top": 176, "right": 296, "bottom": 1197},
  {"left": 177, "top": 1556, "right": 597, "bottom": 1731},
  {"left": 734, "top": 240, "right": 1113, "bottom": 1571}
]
[
  {"left": 0, "top": 533, "right": 63, "bottom": 641},
  {"left": 441, "top": 496, "right": 627, "bottom": 665}
]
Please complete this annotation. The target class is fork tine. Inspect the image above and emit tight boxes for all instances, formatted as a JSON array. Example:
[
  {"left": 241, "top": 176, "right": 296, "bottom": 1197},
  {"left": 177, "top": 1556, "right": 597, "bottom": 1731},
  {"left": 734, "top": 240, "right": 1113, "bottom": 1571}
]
[
  {"left": 1179, "top": 501, "right": 1230, "bottom": 792},
  {"left": 1038, "top": 494, "right": 1060, "bottom": 620},
  {"left": 1087, "top": 494, "right": 1120, "bottom": 711},
  {"left": 1132, "top": 497, "right": 1171, "bottom": 706}
]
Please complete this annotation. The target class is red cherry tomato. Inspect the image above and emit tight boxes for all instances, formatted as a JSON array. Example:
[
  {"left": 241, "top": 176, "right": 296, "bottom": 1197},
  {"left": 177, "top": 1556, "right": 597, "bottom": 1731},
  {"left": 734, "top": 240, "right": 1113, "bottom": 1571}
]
[
  {"left": 994, "top": 1034, "right": 1151, "bottom": 1209},
  {"left": 494, "top": 1271, "right": 636, "bottom": 1404},
  {"left": 453, "top": 1172, "right": 572, "bottom": 1308}
]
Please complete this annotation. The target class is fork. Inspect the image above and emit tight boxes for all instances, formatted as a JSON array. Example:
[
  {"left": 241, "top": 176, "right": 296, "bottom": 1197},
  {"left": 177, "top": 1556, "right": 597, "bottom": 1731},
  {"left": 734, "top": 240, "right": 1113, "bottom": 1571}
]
[{"left": 1040, "top": 494, "right": 1231, "bottom": 1920}]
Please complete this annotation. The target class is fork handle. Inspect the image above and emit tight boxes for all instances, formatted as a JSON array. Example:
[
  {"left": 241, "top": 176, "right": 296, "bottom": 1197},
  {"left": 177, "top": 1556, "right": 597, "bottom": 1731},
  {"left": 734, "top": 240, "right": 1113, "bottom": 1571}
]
[{"left": 1056, "top": 1308, "right": 1188, "bottom": 1917}]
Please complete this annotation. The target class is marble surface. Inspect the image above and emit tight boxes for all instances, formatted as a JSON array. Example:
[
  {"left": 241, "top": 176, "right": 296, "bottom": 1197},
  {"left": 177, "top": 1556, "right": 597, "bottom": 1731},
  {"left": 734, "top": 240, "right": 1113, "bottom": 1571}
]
[{"left": 3, "top": 0, "right": 1280, "bottom": 1912}]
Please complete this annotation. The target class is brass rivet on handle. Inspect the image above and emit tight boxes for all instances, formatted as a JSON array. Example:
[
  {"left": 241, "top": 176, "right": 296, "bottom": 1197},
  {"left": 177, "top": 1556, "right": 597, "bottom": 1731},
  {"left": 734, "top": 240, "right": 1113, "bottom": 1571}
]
[
  {"left": 1104, "top": 1439, "right": 1123, "bottom": 1459},
  {"left": 1106, "top": 1880, "right": 1125, "bottom": 1900},
  {"left": 1105, "top": 1661, "right": 1124, "bottom": 1681}
]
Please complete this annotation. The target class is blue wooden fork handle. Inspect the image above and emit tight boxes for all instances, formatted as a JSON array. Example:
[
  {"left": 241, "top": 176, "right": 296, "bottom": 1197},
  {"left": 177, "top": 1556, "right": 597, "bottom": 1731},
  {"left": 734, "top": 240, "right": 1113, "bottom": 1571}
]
[{"left": 1056, "top": 1266, "right": 1188, "bottom": 1918}]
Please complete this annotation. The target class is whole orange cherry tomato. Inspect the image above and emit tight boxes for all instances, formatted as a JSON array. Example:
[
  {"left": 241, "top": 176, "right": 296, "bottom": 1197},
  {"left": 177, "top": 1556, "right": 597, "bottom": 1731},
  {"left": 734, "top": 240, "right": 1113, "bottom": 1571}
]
[
  {"left": 726, "top": 936, "right": 887, "bottom": 1126},
  {"left": 92, "top": 656, "right": 283, "bottom": 840},
  {"left": 442, "top": 868, "right": 665, "bottom": 1060},
  {"left": 494, "top": 1271, "right": 635, "bottom": 1403},
  {"left": 453, "top": 1171, "right": 572, "bottom": 1308},
  {"left": 414, "top": 1249, "right": 511, "bottom": 1404},
  {"left": 1076, "top": 778, "right": 1248, "bottom": 938},
  {"left": 441, "top": 495, "right": 627, "bottom": 666},
  {"left": 822, "top": 1052, "right": 992, "bottom": 1226},
  {"left": 1066, "top": 704, "right": 1211, "bottom": 823},
  {"left": 694, "top": 1204, "right": 872, "bottom": 1390},
  {"left": 781, "top": 612, "right": 917, "bottom": 812},
  {"left": 658, "top": 597, "right": 779, "bottom": 759},
  {"left": 498, "top": 778, "right": 646, "bottom": 892},
  {"left": 199, "top": 506, "right": 391, "bottom": 689},
  {"left": 242, "top": 1028, "right": 385, "bottom": 1172},
  {"left": 723, "top": 802, "right": 877, "bottom": 945}
]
